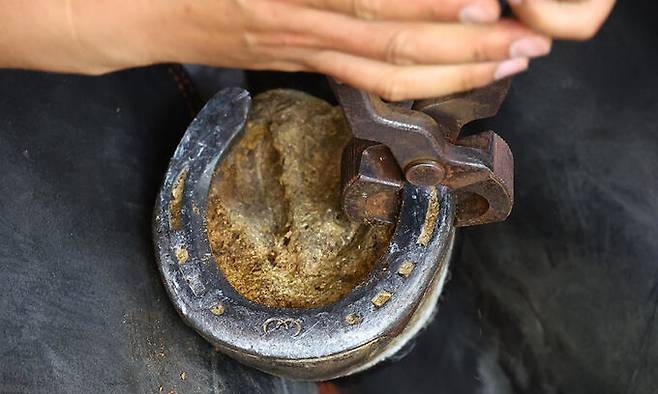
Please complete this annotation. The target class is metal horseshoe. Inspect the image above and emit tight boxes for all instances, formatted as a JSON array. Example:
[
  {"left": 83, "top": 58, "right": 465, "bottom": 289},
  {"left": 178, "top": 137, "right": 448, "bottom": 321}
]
[{"left": 153, "top": 88, "right": 457, "bottom": 380}]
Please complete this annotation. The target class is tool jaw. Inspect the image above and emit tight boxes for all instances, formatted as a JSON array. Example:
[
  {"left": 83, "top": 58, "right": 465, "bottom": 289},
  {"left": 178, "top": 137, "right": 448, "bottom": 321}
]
[{"left": 332, "top": 79, "right": 514, "bottom": 227}]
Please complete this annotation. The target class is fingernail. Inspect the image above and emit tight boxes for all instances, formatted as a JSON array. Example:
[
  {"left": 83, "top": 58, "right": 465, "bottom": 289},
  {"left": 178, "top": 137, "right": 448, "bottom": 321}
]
[
  {"left": 459, "top": 3, "right": 498, "bottom": 24},
  {"left": 495, "top": 58, "right": 529, "bottom": 80},
  {"left": 509, "top": 36, "right": 552, "bottom": 58}
]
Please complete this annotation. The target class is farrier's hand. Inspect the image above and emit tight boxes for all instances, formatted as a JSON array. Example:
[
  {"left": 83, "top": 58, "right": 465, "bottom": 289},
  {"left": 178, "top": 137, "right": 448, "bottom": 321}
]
[
  {"left": 510, "top": 0, "right": 616, "bottom": 40},
  {"left": 149, "top": 0, "right": 552, "bottom": 100},
  {"left": 0, "top": 0, "right": 550, "bottom": 100}
]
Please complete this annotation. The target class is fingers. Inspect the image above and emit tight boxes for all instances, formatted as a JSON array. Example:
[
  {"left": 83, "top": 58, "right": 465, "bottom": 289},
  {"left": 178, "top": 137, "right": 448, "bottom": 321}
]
[
  {"left": 255, "top": 4, "right": 551, "bottom": 66},
  {"left": 278, "top": 0, "right": 501, "bottom": 23},
  {"left": 306, "top": 50, "right": 529, "bottom": 101},
  {"left": 309, "top": 18, "right": 551, "bottom": 65},
  {"left": 244, "top": 2, "right": 542, "bottom": 100},
  {"left": 509, "top": 0, "right": 616, "bottom": 40},
  {"left": 196, "top": 0, "right": 539, "bottom": 100}
]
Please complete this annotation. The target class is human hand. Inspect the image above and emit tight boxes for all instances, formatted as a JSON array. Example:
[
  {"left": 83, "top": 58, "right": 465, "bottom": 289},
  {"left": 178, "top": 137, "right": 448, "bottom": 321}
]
[
  {"left": 1, "top": 0, "right": 549, "bottom": 100},
  {"left": 0, "top": 0, "right": 615, "bottom": 100},
  {"left": 140, "top": 0, "right": 548, "bottom": 100}
]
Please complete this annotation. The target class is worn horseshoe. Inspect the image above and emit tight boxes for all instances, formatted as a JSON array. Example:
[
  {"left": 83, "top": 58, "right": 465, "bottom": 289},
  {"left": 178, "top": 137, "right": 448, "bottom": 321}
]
[{"left": 153, "top": 88, "right": 456, "bottom": 381}]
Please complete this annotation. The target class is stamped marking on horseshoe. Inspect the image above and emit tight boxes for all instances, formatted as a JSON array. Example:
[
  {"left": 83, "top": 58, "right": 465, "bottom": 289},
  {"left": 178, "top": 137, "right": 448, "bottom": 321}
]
[{"left": 262, "top": 318, "right": 303, "bottom": 337}]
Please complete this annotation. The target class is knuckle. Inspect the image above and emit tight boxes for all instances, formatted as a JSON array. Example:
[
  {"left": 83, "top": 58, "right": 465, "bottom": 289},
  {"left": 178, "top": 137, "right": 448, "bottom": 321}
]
[
  {"left": 243, "top": 32, "right": 259, "bottom": 49},
  {"left": 458, "top": 71, "right": 478, "bottom": 91},
  {"left": 377, "top": 74, "right": 407, "bottom": 101},
  {"left": 427, "top": 2, "right": 449, "bottom": 19},
  {"left": 300, "top": 50, "right": 331, "bottom": 72},
  {"left": 385, "top": 29, "right": 413, "bottom": 65},
  {"left": 471, "top": 37, "right": 493, "bottom": 62},
  {"left": 352, "top": 0, "right": 384, "bottom": 20},
  {"left": 484, "top": 23, "right": 527, "bottom": 60}
]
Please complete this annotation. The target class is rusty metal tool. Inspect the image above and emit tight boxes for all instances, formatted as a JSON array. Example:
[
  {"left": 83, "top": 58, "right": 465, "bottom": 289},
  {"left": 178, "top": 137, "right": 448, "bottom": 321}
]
[{"left": 331, "top": 79, "right": 514, "bottom": 227}]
